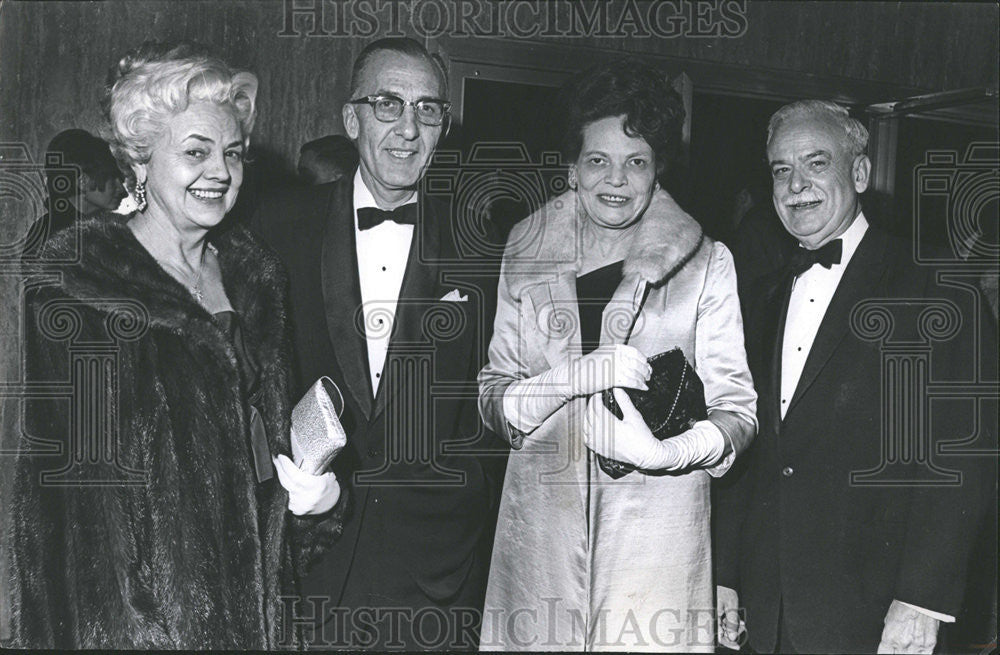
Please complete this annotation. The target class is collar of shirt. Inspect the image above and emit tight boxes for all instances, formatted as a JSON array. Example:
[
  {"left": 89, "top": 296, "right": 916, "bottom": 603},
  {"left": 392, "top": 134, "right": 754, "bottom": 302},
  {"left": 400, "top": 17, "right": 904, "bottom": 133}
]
[{"left": 795, "top": 211, "right": 869, "bottom": 274}]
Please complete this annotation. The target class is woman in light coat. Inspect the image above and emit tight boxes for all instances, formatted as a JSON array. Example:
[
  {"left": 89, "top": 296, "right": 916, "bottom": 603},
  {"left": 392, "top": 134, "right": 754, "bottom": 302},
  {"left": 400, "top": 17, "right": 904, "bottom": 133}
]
[{"left": 478, "top": 60, "right": 757, "bottom": 652}]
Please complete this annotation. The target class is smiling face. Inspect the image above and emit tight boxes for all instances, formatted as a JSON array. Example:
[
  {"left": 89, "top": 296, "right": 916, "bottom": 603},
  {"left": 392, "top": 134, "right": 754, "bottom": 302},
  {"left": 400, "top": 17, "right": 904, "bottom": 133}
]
[
  {"left": 342, "top": 51, "right": 444, "bottom": 207},
  {"left": 134, "top": 101, "right": 244, "bottom": 231},
  {"left": 572, "top": 115, "right": 657, "bottom": 230},
  {"left": 767, "top": 115, "right": 870, "bottom": 249}
]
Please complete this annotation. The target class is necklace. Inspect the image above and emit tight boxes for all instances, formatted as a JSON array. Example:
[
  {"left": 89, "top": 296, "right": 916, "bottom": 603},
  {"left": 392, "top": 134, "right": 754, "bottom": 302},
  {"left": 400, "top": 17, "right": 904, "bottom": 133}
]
[{"left": 159, "top": 242, "right": 218, "bottom": 303}]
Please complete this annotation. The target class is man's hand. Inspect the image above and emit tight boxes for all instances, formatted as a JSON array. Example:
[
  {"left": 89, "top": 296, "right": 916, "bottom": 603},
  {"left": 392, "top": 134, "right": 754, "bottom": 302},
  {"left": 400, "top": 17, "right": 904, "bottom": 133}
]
[
  {"left": 716, "top": 585, "right": 745, "bottom": 650},
  {"left": 877, "top": 599, "right": 939, "bottom": 654}
]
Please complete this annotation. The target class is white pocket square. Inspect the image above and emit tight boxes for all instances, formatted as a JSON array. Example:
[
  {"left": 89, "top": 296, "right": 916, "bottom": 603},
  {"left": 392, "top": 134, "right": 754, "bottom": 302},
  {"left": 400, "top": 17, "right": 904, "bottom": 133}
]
[{"left": 440, "top": 289, "right": 468, "bottom": 302}]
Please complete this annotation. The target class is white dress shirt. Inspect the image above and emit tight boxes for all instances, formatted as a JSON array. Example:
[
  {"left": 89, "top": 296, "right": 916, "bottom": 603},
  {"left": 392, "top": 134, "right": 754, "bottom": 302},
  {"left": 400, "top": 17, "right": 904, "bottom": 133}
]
[
  {"left": 780, "top": 213, "right": 868, "bottom": 418},
  {"left": 779, "top": 211, "right": 954, "bottom": 624},
  {"left": 353, "top": 168, "right": 416, "bottom": 397}
]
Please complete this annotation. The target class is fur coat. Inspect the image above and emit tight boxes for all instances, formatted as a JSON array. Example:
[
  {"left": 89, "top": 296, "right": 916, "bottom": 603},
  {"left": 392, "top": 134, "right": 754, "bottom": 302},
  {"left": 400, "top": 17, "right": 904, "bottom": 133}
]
[
  {"left": 478, "top": 190, "right": 757, "bottom": 651},
  {"left": 9, "top": 216, "right": 342, "bottom": 649}
]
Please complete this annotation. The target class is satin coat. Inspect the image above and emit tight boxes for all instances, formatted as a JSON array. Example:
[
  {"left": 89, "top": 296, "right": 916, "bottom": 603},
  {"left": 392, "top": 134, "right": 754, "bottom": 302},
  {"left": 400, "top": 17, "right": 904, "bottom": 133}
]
[{"left": 478, "top": 190, "right": 757, "bottom": 651}]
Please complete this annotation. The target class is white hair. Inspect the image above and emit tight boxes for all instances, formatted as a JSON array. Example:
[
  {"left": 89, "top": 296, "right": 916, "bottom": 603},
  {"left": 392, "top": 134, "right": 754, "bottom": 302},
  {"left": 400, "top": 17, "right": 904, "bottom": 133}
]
[{"left": 767, "top": 100, "right": 869, "bottom": 156}]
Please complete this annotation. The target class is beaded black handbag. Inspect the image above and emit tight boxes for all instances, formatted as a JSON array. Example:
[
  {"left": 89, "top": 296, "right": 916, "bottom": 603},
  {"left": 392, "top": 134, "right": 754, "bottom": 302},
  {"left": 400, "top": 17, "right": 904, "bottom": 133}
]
[{"left": 599, "top": 347, "right": 708, "bottom": 479}]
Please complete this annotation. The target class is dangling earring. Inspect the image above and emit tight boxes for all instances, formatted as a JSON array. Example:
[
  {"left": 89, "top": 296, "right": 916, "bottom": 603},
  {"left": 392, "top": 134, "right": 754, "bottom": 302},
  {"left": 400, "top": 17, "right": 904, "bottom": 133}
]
[{"left": 134, "top": 179, "right": 147, "bottom": 213}]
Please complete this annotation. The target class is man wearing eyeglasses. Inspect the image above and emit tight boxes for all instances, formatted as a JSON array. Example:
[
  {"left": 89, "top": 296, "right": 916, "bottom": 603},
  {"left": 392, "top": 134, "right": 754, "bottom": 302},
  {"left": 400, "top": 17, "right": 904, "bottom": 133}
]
[{"left": 252, "top": 38, "right": 498, "bottom": 650}]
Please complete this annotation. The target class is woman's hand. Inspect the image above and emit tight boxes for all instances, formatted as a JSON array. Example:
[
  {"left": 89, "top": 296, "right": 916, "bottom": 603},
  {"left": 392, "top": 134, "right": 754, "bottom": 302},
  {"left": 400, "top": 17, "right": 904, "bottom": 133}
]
[
  {"left": 583, "top": 388, "right": 666, "bottom": 469},
  {"left": 272, "top": 453, "right": 340, "bottom": 515},
  {"left": 584, "top": 388, "right": 727, "bottom": 472},
  {"left": 502, "top": 344, "right": 650, "bottom": 438},
  {"left": 567, "top": 344, "right": 651, "bottom": 397}
]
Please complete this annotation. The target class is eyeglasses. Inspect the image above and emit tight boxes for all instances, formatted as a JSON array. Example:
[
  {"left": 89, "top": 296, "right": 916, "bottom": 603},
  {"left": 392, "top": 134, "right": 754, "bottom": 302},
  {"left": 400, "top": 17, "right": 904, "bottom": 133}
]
[{"left": 348, "top": 94, "right": 451, "bottom": 126}]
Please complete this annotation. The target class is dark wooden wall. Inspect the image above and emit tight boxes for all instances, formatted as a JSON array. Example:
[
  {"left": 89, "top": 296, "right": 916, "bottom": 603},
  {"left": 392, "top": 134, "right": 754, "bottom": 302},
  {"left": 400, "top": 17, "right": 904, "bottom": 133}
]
[
  {"left": 1, "top": 1, "right": 997, "bottom": 171},
  {"left": 0, "top": 0, "right": 997, "bottom": 641}
]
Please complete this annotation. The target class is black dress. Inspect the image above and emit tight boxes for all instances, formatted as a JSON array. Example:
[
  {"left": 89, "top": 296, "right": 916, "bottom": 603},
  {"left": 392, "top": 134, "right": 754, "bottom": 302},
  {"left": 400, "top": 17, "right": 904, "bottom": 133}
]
[
  {"left": 214, "top": 310, "right": 272, "bottom": 485},
  {"left": 576, "top": 260, "right": 625, "bottom": 355}
]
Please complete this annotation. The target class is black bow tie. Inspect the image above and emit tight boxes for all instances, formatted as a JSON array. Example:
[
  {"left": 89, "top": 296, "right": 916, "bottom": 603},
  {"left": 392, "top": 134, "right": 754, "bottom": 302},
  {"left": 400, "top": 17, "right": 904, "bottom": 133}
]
[
  {"left": 357, "top": 204, "right": 417, "bottom": 231},
  {"left": 788, "top": 239, "right": 843, "bottom": 276}
]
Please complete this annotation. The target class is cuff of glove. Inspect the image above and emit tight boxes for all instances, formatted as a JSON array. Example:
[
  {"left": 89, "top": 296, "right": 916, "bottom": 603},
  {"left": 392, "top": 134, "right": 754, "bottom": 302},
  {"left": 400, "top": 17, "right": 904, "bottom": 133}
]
[
  {"left": 705, "top": 420, "right": 735, "bottom": 478},
  {"left": 502, "top": 375, "right": 566, "bottom": 438},
  {"left": 897, "top": 601, "right": 955, "bottom": 623},
  {"left": 273, "top": 453, "right": 340, "bottom": 516},
  {"left": 649, "top": 419, "right": 725, "bottom": 472}
]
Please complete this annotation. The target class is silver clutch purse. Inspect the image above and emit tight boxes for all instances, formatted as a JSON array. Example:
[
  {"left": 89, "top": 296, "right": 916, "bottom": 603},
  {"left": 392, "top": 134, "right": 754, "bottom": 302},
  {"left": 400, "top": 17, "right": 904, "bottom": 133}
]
[{"left": 291, "top": 376, "right": 347, "bottom": 474}]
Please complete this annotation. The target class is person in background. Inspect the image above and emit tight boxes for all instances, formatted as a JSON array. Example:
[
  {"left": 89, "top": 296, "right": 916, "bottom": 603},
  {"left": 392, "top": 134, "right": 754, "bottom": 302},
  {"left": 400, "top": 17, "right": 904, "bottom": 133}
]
[
  {"left": 724, "top": 175, "right": 797, "bottom": 307},
  {"left": 477, "top": 59, "right": 757, "bottom": 652},
  {"left": 21, "top": 129, "right": 126, "bottom": 257},
  {"left": 10, "top": 41, "right": 342, "bottom": 649},
  {"left": 297, "top": 133, "right": 359, "bottom": 185}
]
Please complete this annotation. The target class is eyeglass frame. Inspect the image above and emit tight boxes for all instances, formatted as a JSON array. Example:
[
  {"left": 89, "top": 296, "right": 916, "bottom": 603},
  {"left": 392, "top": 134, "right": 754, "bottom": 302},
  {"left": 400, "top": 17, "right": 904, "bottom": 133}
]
[{"left": 347, "top": 93, "right": 452, "bottom": 127}]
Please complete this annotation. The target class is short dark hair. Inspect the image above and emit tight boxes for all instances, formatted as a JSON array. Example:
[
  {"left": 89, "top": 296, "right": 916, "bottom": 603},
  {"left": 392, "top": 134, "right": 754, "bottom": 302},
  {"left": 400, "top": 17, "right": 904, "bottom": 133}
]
[
  {"left": 44, "top": 129, "right": 122, "bottom": 199},
  {"left": 349, "top": 37, "right": 448, "bottom": 98},
  {"left": 299, "top": 134, "right": 359, "bottom": 173},
  {"left": 562, "top": 59, "right": 684, "bottom": 175}
]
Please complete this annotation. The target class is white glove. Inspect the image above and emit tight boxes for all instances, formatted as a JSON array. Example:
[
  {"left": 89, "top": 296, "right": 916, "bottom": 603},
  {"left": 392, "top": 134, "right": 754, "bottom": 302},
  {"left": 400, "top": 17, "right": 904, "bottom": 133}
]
[
  {"left": 504, "top": 344, "right": 651, "bottom": 435},
  {"left": 584, "top": 388, "right": 725, "bottom": 471},
  {"left": 272, "top": 453, "right": 340, "bottom": 515}
]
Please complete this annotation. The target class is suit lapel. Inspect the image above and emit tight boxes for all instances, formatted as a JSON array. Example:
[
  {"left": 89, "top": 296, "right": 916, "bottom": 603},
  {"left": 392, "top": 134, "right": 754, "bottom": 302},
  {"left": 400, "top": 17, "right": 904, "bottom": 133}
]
[
  {"left": 747, "top": 266, "right": 792, "bottom": 437},
  {"left": 321, "top": 178, "right": 374, "bottom": 419},
  {"left": 785, "top": 228, "right": 890, "bottom": 416},
  {"left": 372, "top": 197, "right": 444, "bottom": 421},
  {"left": 764, "top": 271, "right": 794, "bottom": 436}
]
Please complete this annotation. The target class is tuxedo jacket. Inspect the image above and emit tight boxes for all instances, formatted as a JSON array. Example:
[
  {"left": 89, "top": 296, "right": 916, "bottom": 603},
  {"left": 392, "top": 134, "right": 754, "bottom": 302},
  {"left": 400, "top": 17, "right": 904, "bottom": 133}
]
[
  {"left": 715, "top": 225, "right": 997, "bottom": 653},
  {"left": 251, "top": 177, "right": 501, "bottom": 644}
]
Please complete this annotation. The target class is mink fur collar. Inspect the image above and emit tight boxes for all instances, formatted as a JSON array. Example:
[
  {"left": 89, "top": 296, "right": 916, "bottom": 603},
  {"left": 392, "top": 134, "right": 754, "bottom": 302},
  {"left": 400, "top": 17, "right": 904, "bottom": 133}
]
[
  {"left": 35, "top": 214, "right": 286, "bottom": 334},
  {"left": 504, "top": 189, "right": 704, "bottom": 293}
]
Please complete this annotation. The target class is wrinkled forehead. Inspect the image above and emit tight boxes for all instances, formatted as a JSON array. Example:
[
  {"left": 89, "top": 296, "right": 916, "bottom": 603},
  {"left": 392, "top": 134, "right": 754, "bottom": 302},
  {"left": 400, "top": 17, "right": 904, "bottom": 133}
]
[
  {"left": 355, "top": 51, "right": 445, "bottom": 99},
  {"left": 767, "top": 115, "right": 849, "bottom": 159}
]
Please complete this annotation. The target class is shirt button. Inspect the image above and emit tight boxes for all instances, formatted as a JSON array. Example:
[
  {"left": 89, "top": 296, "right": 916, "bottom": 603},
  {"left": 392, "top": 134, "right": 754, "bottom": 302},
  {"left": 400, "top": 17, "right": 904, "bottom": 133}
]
[
  {"left": 375, "top": 372, "right": 381, "bottom": 378},
  {"left": 381, "top": 266, "right": 387, "bottom": 271},
  {"left": 782, "top": 466, "right": 794, "bottom": 477}
]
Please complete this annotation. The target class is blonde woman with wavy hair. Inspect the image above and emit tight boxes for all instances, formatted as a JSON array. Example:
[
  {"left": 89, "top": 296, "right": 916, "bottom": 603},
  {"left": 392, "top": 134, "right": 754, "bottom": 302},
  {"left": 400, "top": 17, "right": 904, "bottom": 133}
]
[{"left": 10, "top": 42, "right": 342, "bottom": 649}]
